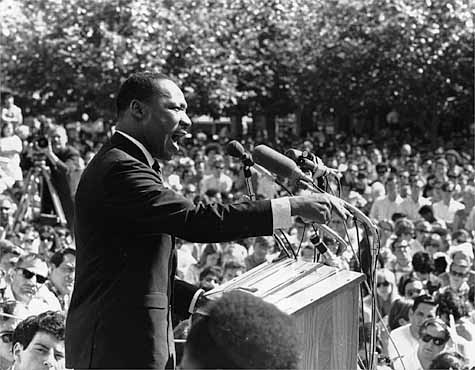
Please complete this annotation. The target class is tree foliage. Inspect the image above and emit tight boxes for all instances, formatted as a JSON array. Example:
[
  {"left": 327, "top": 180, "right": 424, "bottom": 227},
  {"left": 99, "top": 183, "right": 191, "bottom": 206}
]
[{"left": 0, "top": 0, "right": 472, "bottom": 130}]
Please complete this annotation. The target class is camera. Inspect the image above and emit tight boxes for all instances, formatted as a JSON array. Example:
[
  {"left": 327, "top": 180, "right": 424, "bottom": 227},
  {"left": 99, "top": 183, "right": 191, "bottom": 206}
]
[{"left": 35, "top": 136, "right": 49, "bottom": 149}]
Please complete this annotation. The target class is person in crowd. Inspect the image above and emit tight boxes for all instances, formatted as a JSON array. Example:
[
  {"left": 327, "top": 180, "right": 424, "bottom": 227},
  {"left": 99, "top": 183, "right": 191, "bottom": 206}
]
[
  {"left": 0, "top": 122, "right": 23, "bottom": 190},
  {"left": 221, "top": 259, "right": 246, "bottom": 283},
  {"left": 398, "top": 276, "right": 425, "bottom": 299},
  {"left": 400, "top": 178, "right": 431, "bottom": 221},
  {"left": 0, "top": 241, "right": 22, "bottom": 281},
  {"left": 423, "top": 233, "right": 444, "bottom": 258},
  {"left": 0, "top": 94, "right": 22, "bottom": 127},
  {"left": 393, "top": 318, "right": 451, "bottom": 370},
  {"left": 4, "top": 254, "right": 60, "bottom": 318},
  {"left": 198, "top": 266, "right": 222, "bottom": 292},
  {"left": 388, "top": 298, "right": 413, "bottom": 331},
  {"left": 244, "top": 236, "right": 274, "bottom": 271},
  {"left": 412, "top": 221, "right": 432, "bottom": 253},
  {"left": 378, "top": 219, "right": 395, "bottom": 251},
  {"left": 10, "top": 311, "right": 65, "bottom": 370},
  {"left": 370, "top": 174, "right": 404, "bottom": 222},
  {"left": 433, "top": 182, "right": 466, "bottom": 229},
  {"left": 363, "top": 268, "right": 399, "bottom": 322},
  {"left": 387, "top": 238, "right": 413, "bottom": 283},
  {"left": 180, "top": 290, "right": 301, "bottom": 369},
  {"left": 418, "top": 205, "right": 447, "bottom": 228},
  {"left": 388, "top": 295, "right": 438, "bottom": 364},
  {"left": 185, "top": 243, "right": 222, "bottom": 286},
  {"left": 66, "top": 72, "right": 347, "bottom": 369},
  {"left": 429, "top": 351, "right": 466, "bottom": 370},
  {"left": 0, "top": 300, "right": 21, "bottom": 370},
  {"left": 199, "top": 155, "right": 233, "bottom": 195},
  {"left": 0, "top": 197, "right": 14, "bottom": 237},
  {"left": 370, "top": 163, "right": 390, "bottom": 200},
  {"left": 438, "top": 250, "right": 474, "bottom": 300},
  {"left": 37, "top": 124, "right": 83, "bottom": 228},
  {"left": 409, "top": 251, "right": 441, "bottom": 295},
  {"left": 43, "top": 248, "right": 75, "bottom": 312}
]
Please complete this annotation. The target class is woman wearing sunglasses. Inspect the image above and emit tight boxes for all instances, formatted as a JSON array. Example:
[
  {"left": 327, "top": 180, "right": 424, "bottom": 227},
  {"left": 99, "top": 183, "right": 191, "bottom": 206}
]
[{"left": 394, "top": 318, "right": 453, "bottom": 370}]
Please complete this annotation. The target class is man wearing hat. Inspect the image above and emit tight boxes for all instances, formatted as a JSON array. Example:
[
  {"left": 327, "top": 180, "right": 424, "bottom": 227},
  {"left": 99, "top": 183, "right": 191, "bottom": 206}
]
[
  {"left": 438, "top": 247, "right": 475, "bottom": 299},
  {"left": 432, "top": 181, "right": 465, "bottom": 226},
  {"left": 400, "top": 178, "right": 431, "bottom": 220}
]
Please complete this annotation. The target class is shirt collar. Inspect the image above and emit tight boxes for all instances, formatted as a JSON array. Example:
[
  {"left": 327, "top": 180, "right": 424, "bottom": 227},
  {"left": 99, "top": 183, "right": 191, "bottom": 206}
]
[{"left": 115, "top": 130, "right": 154, "bottom": 167}]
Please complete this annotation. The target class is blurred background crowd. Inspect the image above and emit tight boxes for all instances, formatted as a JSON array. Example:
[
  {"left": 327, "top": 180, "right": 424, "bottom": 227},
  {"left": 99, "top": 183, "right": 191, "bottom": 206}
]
[{"left": 0, "top": 93, "right": 474, "bottom": 369}]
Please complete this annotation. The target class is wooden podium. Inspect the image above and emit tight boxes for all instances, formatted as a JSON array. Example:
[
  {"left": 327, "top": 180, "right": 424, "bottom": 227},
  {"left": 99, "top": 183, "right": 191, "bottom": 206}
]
[{"left": 206, "top": 258, "right": 365, "bottom": 370}]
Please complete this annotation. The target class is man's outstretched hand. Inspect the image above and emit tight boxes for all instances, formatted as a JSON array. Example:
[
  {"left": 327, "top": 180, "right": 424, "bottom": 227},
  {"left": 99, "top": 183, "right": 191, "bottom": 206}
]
[{"left": 289, "top": 193, "right": 350, "bottom": 225}]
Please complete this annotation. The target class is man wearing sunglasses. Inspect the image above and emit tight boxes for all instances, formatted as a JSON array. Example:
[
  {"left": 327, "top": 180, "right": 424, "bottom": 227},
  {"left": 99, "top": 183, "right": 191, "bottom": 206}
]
[
  {"left": 388, "top": 295, "right": 439, "bottom": 366},
  {"left": 438, "top": 249, "right": 474, "bottom": 299},
  {"left": 3, "top": 254, "right": 60, "bottom": 319},
  {"left": 393, "top": 318, "right": 450, "bottom": 370}
]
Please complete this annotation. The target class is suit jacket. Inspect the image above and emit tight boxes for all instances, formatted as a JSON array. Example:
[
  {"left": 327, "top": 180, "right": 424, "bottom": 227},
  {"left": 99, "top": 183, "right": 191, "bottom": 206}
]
[{"left": 65, "top": 133, "right": 273, "bottom": 369}]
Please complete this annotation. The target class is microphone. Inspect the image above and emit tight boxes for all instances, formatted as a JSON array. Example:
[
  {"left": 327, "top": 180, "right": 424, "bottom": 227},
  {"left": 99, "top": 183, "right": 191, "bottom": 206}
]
[
  {"left": 285, "top": 149, "right": 338, "bottom": 177},
  {"left": 252, "top": 145, "right": 313, "bottom": 184},
  {"left": 226, "top": 140, "right": 254, "bottom": 167}
]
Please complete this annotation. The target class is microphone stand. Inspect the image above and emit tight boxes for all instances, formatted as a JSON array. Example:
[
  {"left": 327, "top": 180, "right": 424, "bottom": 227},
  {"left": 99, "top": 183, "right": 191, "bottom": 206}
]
[
  {"left": 240, "top": 155, "right": 294, "bottom": 260},
  {"left": 296, "top": 177, "right": 381, "bottom": 370}
]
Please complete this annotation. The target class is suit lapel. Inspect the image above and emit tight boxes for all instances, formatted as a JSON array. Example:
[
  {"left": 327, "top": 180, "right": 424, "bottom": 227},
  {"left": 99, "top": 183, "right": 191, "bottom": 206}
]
[{"left": 110, "top": 133, "right": 150, "bottom": 167}]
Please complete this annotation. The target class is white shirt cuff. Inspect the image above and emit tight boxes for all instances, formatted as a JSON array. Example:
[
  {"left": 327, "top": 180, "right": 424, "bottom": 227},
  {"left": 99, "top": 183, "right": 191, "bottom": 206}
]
[
  {"left": 188, "top": 288, "right": 205, "bottom": 314},
  {"left": 271, "top": 197, "right": 292, "bottom": 230}
]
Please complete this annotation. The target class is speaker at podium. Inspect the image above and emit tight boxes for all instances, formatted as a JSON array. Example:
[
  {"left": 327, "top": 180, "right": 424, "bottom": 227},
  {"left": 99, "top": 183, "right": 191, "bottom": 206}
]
[{"left": 205, "top": 258, "right": 365, "bottom": 370}]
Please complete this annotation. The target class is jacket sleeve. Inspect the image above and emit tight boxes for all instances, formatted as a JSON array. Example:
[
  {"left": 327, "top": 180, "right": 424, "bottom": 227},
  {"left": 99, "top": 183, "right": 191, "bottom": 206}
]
[{"left": 103, "top": 158, "right": 274, "bottom": 242}]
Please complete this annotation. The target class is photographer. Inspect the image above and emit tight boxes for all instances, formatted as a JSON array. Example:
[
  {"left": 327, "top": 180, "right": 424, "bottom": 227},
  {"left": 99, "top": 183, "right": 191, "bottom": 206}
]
[{"left": 31, "top": 125, "right": 83, "bottom": 229}]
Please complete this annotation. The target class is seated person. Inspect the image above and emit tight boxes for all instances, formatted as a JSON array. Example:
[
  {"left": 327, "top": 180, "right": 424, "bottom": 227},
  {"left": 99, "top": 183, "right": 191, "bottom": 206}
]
[
  {"left": 244, "top": 236, "right": 274, "bottom": 271},
  {"left": 3, "top": 254, "right": 61, "bottom": 318},
  {"left": 388, "top": 295, "right": 438, "bottom": 365},
  {"left": 393, "top": 318, "right": 451, "bottom": 370},
  {"left": 44, "top": 248, "right": 76, "bottom": 311},
  {"left": 198, "top": 266, "right": 222, "bottom": 292},
  {"left": 438, "top": 249, "right": 475, "bottom": 300},
  {"left": 180, "top": 290, "right": 300, "bottom": 369},
  {"left": 221, "top": 260, "right": 245, "bottom": 283},
  {"left": 0, "top": 300, "right": 21, "bottom": 370},
  {"left": 10, "top": 311, "right": 65, "bottom": 370}
]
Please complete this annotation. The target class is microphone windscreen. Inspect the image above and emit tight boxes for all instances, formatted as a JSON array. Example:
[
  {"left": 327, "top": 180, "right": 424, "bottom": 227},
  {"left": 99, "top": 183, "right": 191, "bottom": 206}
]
[
  {"left": 253, "top": 145, "right": 299, "bottom": 178},
  {"left": 226, "top": 140, "right": 246, "bottom": 158}
]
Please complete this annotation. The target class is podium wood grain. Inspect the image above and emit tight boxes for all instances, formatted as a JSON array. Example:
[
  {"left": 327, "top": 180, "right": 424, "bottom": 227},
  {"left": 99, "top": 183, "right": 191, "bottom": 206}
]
[{"left": 206, "top": 260, "right": 364, "bottom": 370}]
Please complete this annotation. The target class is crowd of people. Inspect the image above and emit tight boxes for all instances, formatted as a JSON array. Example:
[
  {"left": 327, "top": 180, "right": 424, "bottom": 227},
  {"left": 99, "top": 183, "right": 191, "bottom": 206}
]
[{"left": 0, "top": 89, "right": 474, "bottom": 369}]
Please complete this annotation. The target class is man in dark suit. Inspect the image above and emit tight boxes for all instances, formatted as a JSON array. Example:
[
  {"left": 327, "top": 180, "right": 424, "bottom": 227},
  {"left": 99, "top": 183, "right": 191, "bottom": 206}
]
[{"left": 65, "top": 72, "right": 347, "bottom": 369}]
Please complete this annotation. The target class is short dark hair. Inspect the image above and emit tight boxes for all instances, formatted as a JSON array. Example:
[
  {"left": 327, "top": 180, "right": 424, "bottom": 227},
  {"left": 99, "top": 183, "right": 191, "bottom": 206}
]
[
  {"left": 199, "top": 266, "right": 222, "bottom": 282},
  {"left": 388, "top": 298, "right": 413, "bottom": 331},
  {"left": 116, "top": 72, "right": 173, "bottom": 116},
  {"left": 185, "top": 290, "right": 300, "bottom": 369},
  {"left": 435, "top": 290, "right": 469, "bottom": 322},
  {"left": 412, "top": 251, "right": 434, "bottom": 274},
  {"left": 412, "top": 294, "right": 437, "bottom": 312},
  {"left": 12, "top": 311, "right": 65, "bottom": 350},
  {"left": 429, "top": 351, "right": 466, "bottom": 370},
  {"left": 49, "top": 248, "right": 76, "bottom": 268}
]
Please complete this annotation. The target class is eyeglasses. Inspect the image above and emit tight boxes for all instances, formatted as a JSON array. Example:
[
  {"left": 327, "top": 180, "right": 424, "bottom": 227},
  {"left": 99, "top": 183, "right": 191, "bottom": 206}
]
[
  {"left": 17, "top": 268, "right": 47, "bottom": 284},
  {"left": 377, "top": 281, "right": 390, "bottom": 288},
  {"left": 0, "top": 331, "right": 13, "bottom": 344},
  {"left": 420, "top": 333, "right": 447, "bottom": 346},
  {"left": 450, "top": 269, "right": 468, "bottom": 279}
]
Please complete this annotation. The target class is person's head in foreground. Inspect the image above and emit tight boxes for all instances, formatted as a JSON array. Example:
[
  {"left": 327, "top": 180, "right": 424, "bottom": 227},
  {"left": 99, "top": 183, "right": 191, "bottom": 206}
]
[
  {"left": 11, "top": 311, "right": 65, "bottom": 370},
  {"left": 429, "top": 350, "right": 466, "bottom": 370},
  {"left": 180, "top": 290, "right": 301, "bottom": 369}
]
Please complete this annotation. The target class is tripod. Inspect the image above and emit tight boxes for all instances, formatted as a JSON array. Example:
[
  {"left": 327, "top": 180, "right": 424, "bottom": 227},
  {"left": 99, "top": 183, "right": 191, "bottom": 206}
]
[{"left": 9, "top": 160, "right": 67, "bottom": 233}]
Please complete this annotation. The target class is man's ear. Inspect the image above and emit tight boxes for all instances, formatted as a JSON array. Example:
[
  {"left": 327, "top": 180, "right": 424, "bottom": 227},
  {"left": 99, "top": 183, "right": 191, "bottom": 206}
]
[
  {"left": 12, "top": 342, "right": 23, "bottom": 363},
  {"left": 130, "top": 100, "right": 146, "bottom": 120}
]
